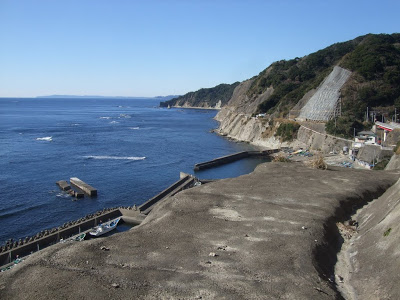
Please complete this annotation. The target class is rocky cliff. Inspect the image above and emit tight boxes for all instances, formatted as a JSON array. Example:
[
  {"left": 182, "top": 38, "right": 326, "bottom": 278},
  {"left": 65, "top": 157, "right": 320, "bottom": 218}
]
[
  {"left": 215, "top": 104, "right": 353, "bottom": 152},
  {"left": 214, "top": 33, "right": 400, "bottom": 150}
]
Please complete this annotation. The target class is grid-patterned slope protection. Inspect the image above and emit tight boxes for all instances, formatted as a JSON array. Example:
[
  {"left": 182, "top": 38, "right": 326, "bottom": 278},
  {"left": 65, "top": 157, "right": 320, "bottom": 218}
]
[{"left": 298, "top": 66, "right": 351, "bottom": 121}]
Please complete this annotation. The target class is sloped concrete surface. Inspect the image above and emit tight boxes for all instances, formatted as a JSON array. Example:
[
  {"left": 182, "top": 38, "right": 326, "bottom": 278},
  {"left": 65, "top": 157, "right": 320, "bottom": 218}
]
[
  {"left": 298, "top": 66, "right": 351, "bottom": 121},
  {"left": 0, "top": 163, "right": 398, "bottom": 299},
  {"left": 336, "top": 176, "right": 400, "bottom": 300},
  {"left": 385, "top": 154, "right": 400, "bottom": 170}
]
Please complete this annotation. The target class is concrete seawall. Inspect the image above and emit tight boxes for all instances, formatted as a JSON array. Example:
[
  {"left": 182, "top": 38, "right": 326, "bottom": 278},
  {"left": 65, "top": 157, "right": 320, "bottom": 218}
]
[
  {"left": 194, "top": 150, "right": 278, "bottom": 171},
  {"left": 0, "top": 209, "right": 124, "bottom": 266},
  {"left": 139, "top": 174, "right": 195, "bottom": 215}
]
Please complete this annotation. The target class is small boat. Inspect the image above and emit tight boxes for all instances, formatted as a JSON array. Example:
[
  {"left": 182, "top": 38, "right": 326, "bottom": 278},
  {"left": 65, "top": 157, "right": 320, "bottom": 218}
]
[
  {"left": 60, "top": 232, "right": 86, "bottom": 243},
  {"left": 73, "top": 233, "right": 86, "bottom": 241},
  {"left": 89, "top": 217, "right": 121, "bottom": 237}
]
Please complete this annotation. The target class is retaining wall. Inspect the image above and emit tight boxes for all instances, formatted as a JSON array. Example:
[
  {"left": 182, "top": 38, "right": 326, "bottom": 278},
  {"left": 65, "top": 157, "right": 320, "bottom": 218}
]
[{"left": 0, "top": 209, "right": 122, "bottom": 266}]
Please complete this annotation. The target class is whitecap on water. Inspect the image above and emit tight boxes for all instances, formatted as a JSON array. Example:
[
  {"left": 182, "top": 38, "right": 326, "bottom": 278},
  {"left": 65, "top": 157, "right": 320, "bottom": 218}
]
[
  {"left": 83, "top": 155, "right": 146, "bottom": 161},
  {"left": 129, "top": 127, "right": 140, "bottom": 130},
  {"left": 56, "top": 193, "right": 70, "bottom": 199},
  {"left": 99, "top": 116, "right": 112, "bottom": 119},
  {"left": 36, "top": 136, "right": 52, "bottom": 141},
  {"left": 110, "top": 121, "right": 119, "bottom": 124},
  {"left": 119, "top": 114, "right": 131, "bottom": 118}
]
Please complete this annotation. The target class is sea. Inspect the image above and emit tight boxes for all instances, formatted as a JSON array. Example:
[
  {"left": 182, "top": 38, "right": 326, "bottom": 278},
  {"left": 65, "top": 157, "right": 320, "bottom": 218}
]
[{"left": 0, "top": 97, "right": 267, "bottom": 245}]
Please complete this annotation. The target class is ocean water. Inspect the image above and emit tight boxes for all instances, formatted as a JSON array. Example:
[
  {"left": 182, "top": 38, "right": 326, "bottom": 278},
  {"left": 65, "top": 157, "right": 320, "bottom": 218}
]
[{"left": 0, "top": 98, "right": 266, "bottom": 244}]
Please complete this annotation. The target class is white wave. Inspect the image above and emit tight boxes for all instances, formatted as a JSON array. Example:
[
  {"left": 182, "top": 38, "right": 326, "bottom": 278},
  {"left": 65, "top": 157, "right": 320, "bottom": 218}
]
[
  {"left": 100, "top": 116, "right": 111, "bottom": 119},
  {"left": 110, "top": 121, "right": 119, "bottom": 124},
  {"left": 129, "top": 127, "right": 140, "bottom": 130},
  {"left": 36, "top": 136, "right": 52, "bottom": 141},
  {"left": 119, "top": 114, "right": 131, "bottom": 118},
  {"left": 83, "top": 155, "right": 146, "bottom": 161},
  {"left": 56, "top": 193, "right": 70, "bottom": 198}
]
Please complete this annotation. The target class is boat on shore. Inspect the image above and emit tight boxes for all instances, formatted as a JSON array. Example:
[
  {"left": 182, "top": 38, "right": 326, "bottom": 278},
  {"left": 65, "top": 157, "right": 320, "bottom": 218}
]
[
  {"left": 89, "top": 217, "right": 120, "bottom": 237},
  {"left": 60, "top": 232, "right": 86, "bottom": 243}
]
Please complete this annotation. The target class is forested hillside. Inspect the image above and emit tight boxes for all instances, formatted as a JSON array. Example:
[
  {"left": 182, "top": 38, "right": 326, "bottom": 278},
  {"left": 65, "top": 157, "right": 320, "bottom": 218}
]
[
  {"left": 160, "top": 82, "right": 240, "bottom": 108},
  {"left": 247, "top": 33, "right": 400, "bottom": 137},
  {"left": 160, "top": 34, "right": 400, "bottom": 138}
]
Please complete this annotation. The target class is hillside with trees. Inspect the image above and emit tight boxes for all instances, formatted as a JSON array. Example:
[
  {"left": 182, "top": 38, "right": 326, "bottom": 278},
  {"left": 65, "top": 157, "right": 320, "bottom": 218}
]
[
  {"left": 160, "top": 34, "right": 400, "bottom": 139},
  {"left": 247, "top": 33, "right": 400, "bottom": 138},
  {"left": 160, "top": 82, "right": 240, "bottom": 109}
]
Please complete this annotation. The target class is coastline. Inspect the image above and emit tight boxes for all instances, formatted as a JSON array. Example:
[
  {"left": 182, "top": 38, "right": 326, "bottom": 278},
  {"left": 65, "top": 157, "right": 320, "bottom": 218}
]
[
  {"left": 1, "top": 162, "right": 398, "bottom": 299},
  {"left": 170, "top": 105, "right": 221, "bottom": 110}
]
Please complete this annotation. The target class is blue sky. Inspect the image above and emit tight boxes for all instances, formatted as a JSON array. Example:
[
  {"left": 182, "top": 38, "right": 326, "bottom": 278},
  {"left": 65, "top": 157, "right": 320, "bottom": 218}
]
[{"left": 0, "top": 0, "right": 399, "bottom": 97}]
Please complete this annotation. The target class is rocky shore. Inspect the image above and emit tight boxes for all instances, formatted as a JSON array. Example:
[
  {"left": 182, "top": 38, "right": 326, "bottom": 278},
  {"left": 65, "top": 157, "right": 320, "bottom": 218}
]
[{"left": 1, "top": 162, "right": 399, "bottom": 299}]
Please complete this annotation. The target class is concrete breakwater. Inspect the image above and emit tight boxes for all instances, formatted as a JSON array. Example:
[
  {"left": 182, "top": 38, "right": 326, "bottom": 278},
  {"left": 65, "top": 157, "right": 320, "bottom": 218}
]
[
  {"left": 70, "top": 177, "right": 97, "bottom": 196},
  {"left": 0, "top": 174, "right": 199, "bottom": 267},
  {"left": 194, "top": 149, "right": 278, "bottom": 171},
  {"left": 139, "top": 174, "right": 196, "bottom": 215},
  {"left": 56, "top": 180, "right": 84, "bottom": 198}
]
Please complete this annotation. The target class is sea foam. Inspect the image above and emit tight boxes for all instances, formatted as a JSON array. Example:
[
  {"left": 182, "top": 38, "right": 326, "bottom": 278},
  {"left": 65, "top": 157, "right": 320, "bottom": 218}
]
[
  {"left": 119, "top": 114, "right": 132, "bottom": 118},
  {"left": 84, "top": 155, "right": 146, "bottom": 161},
  {"left": 36, "top": 136, "right": 52, "bottom": 141}
]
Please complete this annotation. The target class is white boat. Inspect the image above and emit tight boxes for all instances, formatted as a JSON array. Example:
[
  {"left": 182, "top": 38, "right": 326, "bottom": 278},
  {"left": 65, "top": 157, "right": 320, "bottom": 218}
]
[{"left": 89, "top": 217, "right": 120, "bottom": 237}]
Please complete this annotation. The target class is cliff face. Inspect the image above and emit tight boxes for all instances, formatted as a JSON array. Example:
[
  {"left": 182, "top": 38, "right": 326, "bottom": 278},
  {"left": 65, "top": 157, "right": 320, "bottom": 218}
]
[
  {"left": 215, "top": 67, "right": 354, "bottom": 151},
  {"left": 215, "top": 106, "right": 352, "bottom": 152}
]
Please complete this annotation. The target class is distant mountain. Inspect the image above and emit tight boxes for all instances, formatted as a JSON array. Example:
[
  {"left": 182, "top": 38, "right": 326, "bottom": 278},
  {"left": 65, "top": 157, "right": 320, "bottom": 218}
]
[{"left": 155, "top": 95, "right": 181, "bottom": 101}]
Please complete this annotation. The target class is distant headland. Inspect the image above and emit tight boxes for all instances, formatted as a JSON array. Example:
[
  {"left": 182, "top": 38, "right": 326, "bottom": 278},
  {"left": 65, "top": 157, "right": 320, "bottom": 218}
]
[{"left": 36, "top": 95, "right": 179, "bottom": 100}]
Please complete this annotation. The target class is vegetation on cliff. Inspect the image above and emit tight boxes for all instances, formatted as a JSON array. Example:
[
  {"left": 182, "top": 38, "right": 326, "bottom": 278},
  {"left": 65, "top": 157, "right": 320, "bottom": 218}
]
[
  {"left": 160, "top": 82, "right": 240, "bottom": 108},
  {"left": 275, "top": 120, "right": 300, "bottom": 142},
  {"left": 248, "top": 33, "right": 400, "bottom": 138},
  {"left": 160, "top": 34, "right": 400, "bottom": 140},
  {"left": 248, "top": 37, "right": 361, "bottom": 116}
]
